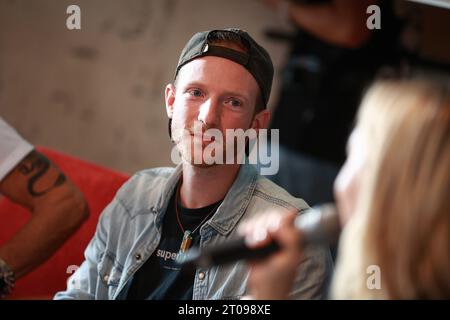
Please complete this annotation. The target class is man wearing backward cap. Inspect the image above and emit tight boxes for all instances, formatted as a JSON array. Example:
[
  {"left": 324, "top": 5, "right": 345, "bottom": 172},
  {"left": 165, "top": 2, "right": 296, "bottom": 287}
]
[{"left": 55, "top": 28, "right": 332, "bottom": 300}]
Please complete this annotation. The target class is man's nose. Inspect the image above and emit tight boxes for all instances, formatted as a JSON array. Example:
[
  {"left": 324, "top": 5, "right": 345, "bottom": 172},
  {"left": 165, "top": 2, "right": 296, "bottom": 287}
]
[{"left": 198, "top": 98, "right": 220, "bottom": 128}]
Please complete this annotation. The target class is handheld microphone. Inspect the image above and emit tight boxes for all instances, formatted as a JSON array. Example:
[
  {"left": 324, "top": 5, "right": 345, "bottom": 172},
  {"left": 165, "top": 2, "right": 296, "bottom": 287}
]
[{"left": 177, "top": 203, "right": 340, "bottom": 269}]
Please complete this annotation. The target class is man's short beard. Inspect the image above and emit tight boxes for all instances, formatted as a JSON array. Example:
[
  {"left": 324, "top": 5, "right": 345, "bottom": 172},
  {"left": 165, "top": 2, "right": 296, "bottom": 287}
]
[
  {"left": 171, "top": 121, "right": 249, "bottom": 167},
  {"left": 175, "top": 139, "right": 225, "bottom": 167}
]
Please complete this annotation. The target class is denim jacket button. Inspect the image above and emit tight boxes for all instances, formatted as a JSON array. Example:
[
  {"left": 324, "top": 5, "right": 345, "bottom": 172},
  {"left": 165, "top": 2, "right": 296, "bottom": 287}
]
[
  {"left": 198, "top": 272, "right": 205, "bottom": 280},
  {"left": 103, "top": 274, "right": 109, "bottom": 283},
  {"left": 135, "top": 253, "right": 142, "bottom": 261}
]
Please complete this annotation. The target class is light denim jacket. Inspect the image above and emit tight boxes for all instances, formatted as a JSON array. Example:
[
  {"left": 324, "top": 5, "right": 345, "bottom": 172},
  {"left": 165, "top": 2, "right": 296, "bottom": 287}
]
[{"left": 55, "top": 163, "right": 332, "bottom": 300}]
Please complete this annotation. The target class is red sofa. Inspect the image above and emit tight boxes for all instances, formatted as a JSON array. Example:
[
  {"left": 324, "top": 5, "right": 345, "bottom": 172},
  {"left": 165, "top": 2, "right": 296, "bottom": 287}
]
[{"left": 0, "top": 147, "right": 129, "bottom": 299}]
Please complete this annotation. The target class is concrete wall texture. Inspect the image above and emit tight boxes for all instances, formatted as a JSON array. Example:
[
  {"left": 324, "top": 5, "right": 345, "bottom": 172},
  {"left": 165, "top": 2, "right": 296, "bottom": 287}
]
[{"left": 0, "top": 0, "right": 290, "bottom": 174}]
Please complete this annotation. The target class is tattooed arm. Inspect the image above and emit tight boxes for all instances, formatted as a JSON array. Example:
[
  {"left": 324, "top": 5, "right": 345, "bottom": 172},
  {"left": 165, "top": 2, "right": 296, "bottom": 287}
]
[{"left": 0, "top": 150, "right": 89, "bottom": 278}]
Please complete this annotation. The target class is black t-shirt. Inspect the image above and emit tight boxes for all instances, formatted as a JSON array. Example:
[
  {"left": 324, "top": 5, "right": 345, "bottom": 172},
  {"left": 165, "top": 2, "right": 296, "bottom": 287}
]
[{"left": 126, "top": 192, "right": 221, "bottom": 300}]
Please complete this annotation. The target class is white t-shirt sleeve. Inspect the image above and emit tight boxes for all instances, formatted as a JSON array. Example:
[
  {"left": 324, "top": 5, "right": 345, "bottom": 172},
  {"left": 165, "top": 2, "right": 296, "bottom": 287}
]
[{"left": 0, "top": 117, "right": 34, "bottom": 181}]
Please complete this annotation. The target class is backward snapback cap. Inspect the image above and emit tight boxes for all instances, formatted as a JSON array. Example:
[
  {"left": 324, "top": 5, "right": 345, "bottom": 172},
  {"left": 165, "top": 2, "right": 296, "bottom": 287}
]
[{"left": 175, "top": 28, "right": 274, "bottom": 107}]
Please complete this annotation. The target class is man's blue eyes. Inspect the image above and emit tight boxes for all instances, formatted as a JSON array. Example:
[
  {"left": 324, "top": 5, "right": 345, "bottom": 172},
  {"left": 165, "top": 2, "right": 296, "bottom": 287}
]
[
  {"left": 229, "top": 100, "right": 242, "bottom": 107},
  {"left": 186, "top": 90, "right": 242, "bottom": 107},
  {"left": 189, "top": 89, "right": 202, "bottom": 97}
]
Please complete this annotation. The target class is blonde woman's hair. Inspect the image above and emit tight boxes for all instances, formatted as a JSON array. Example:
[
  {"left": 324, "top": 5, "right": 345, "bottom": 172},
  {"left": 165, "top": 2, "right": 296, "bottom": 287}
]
[{"left": 331, "top": 77, "right": 450, "bottom": 299}]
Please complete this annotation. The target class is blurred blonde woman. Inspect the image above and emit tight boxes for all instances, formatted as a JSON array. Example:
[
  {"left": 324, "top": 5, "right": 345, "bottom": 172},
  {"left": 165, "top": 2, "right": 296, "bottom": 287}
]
[{"left": 240, "top": 77, "right": 450, "bottom": 299}]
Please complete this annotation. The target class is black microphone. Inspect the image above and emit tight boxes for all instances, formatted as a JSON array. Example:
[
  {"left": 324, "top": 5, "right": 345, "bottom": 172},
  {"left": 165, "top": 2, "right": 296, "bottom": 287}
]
[{"left": 177, "top": 203, "right": 340, "bottom": 269}]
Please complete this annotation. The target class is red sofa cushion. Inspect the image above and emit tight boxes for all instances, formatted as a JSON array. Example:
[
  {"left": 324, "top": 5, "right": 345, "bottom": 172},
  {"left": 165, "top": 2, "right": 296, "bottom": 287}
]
[{"left": 0, "top": 146, "right": 129, "bottom": 299}]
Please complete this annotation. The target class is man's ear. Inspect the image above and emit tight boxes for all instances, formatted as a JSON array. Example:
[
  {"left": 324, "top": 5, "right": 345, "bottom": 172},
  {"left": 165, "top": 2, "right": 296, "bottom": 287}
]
[
  {"left": 250, "top": 109, "right": 271, "bottom": 132},
  {"left": 165, "top": 83, "right": 176, "bottom": 119}
]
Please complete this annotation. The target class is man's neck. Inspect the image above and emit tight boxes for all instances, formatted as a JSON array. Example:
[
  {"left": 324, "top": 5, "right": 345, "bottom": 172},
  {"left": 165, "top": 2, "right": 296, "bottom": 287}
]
[{"left": 179, "top": 163, "right": 241, "bottom": 209}]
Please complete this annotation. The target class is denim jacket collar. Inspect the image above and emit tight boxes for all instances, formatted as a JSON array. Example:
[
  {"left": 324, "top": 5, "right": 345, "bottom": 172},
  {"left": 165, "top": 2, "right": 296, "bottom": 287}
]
[{"left": 151, "top": 163, "right": 258, "bottom": 236}]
